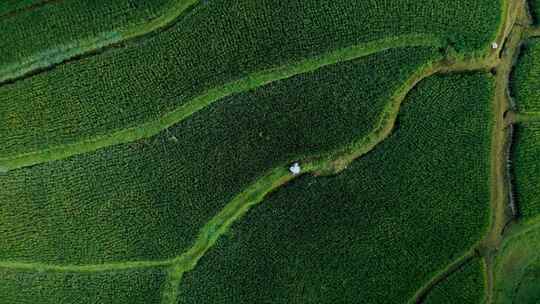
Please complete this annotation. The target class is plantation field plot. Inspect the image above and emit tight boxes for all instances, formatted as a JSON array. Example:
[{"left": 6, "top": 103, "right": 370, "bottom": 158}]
[
  {"left": 0, "top": 266, "right": 168, "bottom": 304},
  {"left": 511, "top": 39, "right": 540, "bottom": 112},
  {"left": 511, "top": 123, "right": 540, "bottom": 218},
  {"left": 0, "top": 0, "right": 180, "bottom": 81},
  {"left": 0, "top": 48, "right": 436, "bottom": 265},
  {"left": 0, "top": 0, "right": 503, "bottom": 169},
  {"left": 177, "top": 74, "right": 494, "bottom": 304},
  {"left": 494, "top": 221, "right": 540, "bottom": 304},
  {"left": 424, "top": 259, "right": 486, "bottom": 304}
]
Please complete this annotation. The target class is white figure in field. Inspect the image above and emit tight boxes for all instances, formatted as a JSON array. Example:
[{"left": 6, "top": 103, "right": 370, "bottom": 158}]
[
  {"left": 491, "top": 42, "right": 499, "bottom": 49},
  {"left": 289, "top": 162, "right": 301, "bottom": 175}
]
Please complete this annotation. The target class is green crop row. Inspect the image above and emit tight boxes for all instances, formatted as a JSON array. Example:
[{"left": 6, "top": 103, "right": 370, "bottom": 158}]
[
  {"left": 0, "top": 0, "right": 179, "bottom": 81},
  {"left": 177, "top": 73, "right": 494, "bottom": 304},
  {"left": 512, "top": 123, "right": 540, "bottom": 219},
  {"left": 0, "top": 0, "right": 502, "bottom": 160},
  {"left": 511, "top": 39, "right": 540, "bottom": 112},
  {"left": 0, "top": 47, "right": 437, "bottom": 264},
  {"left": 424, "top": 259, "right": 486, "bottom": 304},
  {"left": 0, "top": 266, "right": 167, "bottom": 304}
]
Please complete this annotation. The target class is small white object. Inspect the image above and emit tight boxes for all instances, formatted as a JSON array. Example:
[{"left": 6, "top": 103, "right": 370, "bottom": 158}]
[
  {"left": 491, "top": 42, "right": 499, "bottom": 49},
  {"left": 289, "top": 162, "right": 301, "bottom": 175}
]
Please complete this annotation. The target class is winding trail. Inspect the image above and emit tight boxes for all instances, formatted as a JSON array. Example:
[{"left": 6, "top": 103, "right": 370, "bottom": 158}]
[
  {"left": 412, "top": 251, "right": 478, "bottom": 304},
  {"left": 0, "top": 0, "right": 201, "bottom": 84},
  {"left": 479, "top": 1, "right": 531, "bottom": 303}
]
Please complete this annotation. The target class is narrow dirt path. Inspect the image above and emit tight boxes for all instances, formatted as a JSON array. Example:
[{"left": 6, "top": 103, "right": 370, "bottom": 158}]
[{"left": 481, "top": 1, "right": 531, "bottom": 303}]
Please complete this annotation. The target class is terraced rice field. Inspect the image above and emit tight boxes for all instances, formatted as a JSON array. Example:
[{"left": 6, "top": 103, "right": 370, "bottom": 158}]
[
  {"left": 0, "top": 47, "right": 438, "bottom": 265},
  {"left": 511, "top": 39, "right": 540, "bottom": 112},
  {"left": 176, "top": 74, "right": 494, "bottom": 304},
  {"left": 2, "top": 0, "right": 540, "bottom": 303},
  {"left": 511, "top": 124, "right": 540, "bottom": 218}
]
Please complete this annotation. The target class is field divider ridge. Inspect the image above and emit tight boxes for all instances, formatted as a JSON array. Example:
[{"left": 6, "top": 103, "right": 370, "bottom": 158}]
[
  {"left": 0, "top": 35, "right": 443, "bottom": 173},
  {"left": 0, "top": 258, "right": 173, "bottom": 273}
]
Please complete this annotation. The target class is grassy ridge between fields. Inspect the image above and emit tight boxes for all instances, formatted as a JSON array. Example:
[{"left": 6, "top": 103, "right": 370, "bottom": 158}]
[{"left": 0, "top": 36, "right": 440, "bottom": 173}]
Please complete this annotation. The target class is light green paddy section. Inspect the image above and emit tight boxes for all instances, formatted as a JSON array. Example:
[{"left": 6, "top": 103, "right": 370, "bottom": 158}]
[
  {"left": 0, "top": 0, "right": 200, "bottom": 84},
  {"left": 493, "top": 218, "right": 540, "bottom": 303},
  {"left": 0, "top": 35, "right": 442, "bottom": 173}
]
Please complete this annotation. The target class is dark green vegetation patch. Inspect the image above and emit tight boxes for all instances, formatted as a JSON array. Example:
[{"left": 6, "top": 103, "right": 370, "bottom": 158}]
[
  {"left": 511, "top": 39, "right": 540, "bottom": 112},
  {"left": 424, "top": 259, "right": 486, "bottom": 304},
  {"left": 177, "top": 74, "right": 494, "bottom": 304},
  {"left": 0, "top": 267, "right": 167, "bottom": 304},
  {"left": 512, "top": 123, "right": 540, "bottom": 219},
  {"left": 0, "top": 47, "right": 436, "bottom": 264}
]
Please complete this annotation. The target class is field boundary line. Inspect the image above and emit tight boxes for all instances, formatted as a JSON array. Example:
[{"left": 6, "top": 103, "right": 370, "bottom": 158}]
[
  {"left": 409, "top": 250, "right": 479, "bottom": 304},
  {"left": 0, "top": 259, "right": 173, "bottom": 273},
  {"left": 0, "top": 0, "right": 201, "bottom": 84},
  {"left": 0, "top": 35, "right": 443, "bottom": 172}
]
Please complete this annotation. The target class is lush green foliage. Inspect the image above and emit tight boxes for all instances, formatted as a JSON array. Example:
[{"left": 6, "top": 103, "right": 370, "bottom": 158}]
[
  {"left": 494, "top": 221, "right": 540, "bottom": 304},
  {"left": 0, "top": 47, "right": 436, "bottom": 264},
  {"left": 0, "top": 267, "right": 167, "bottom": 304},
  {"left": 0, "top": 0, "right": 502, "bottom": 159},
  {"left": 511, "top": 39, "right": 540, "bottom": 112},
  {"left": 0, "top": 0, "right": 42, "bottom": 15},
  {"left": 177, "top": 74, "right": 494, "bottom": 304},
  {"left": 512, "top": 124, "right": 540, "bottom": 218},
  {"left": 424, "top": 259, "right": 486, "bottom": 304},
  {"left": 0, "top": 0, "right": 173, "bottom": 74}
]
